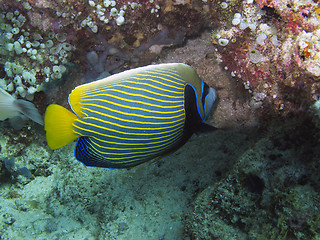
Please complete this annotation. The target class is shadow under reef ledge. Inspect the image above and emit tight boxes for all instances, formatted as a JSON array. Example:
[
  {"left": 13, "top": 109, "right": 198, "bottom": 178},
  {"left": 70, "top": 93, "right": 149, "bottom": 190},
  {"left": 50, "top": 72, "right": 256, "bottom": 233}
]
[{"left": 184, "top": 115, "right": 320, "bottom": 240}]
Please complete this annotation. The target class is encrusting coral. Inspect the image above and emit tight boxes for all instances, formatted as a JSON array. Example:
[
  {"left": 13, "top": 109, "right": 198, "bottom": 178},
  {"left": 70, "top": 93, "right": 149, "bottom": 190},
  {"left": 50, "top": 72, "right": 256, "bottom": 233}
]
[{"left": 211, "top": 0, "right": 320, "bottom": 117}]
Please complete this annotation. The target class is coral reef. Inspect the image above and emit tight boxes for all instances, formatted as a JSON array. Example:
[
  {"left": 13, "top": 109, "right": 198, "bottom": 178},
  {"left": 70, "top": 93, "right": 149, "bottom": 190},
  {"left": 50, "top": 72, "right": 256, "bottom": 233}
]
[
  {"left": 211, "top": 0, "right": 320, "bottom": 116},
  {"left": 0, "top": 2, "right": 74, "bottom": 101}
]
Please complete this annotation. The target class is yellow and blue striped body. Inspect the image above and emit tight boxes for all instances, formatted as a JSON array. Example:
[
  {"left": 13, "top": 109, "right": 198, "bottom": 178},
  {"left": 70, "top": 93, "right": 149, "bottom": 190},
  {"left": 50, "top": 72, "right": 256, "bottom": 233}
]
[{"left": 44, "top": 63, "right": 217, "bottom": 168}]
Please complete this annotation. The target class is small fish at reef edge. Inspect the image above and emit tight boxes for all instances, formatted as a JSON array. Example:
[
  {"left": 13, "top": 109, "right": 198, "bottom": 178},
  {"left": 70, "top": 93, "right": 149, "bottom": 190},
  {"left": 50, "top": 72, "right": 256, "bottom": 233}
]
[
  {"left": 44, "top": 63, "right": 218, "bottom": 168},
  {"left": 0, "top": 88, "right": 43, "bottom": 129}
]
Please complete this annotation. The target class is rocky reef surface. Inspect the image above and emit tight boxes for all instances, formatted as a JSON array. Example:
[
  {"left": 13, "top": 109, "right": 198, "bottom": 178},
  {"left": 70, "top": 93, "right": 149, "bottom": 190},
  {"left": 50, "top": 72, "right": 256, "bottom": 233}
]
[{"left": 0, "top": 0, "right": 320, "bottom": 239}]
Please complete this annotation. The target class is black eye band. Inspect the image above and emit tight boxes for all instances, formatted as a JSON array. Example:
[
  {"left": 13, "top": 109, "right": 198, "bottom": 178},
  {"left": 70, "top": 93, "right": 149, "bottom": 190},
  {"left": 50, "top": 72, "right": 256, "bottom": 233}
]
[{"left": 201, "top": 81, "right": 210, "bottom": 107}]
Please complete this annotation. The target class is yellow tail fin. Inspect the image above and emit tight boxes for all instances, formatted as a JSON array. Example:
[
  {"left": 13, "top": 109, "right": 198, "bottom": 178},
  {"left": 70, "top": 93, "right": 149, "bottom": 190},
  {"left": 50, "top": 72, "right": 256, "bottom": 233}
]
[{"left": 44, "top": 104, "right": 78, "bottom": 150}]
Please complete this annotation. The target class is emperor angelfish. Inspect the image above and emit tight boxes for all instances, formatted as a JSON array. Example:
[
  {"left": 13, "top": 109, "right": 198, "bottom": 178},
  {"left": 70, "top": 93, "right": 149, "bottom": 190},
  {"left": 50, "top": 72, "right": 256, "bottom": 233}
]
[{"left": 45, "top": 63, "right": 217, "bottom": 168}]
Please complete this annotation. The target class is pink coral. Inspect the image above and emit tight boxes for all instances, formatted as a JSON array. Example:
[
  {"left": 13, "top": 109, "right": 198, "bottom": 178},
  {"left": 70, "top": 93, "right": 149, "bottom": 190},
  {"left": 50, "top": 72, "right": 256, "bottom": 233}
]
[{"left": 211, "top": 0, "right": 320, "bottom": 116}]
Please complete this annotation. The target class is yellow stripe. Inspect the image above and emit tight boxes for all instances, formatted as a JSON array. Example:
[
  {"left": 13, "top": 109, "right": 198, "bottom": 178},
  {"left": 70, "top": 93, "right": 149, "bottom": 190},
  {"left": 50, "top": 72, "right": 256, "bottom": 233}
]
[
  {"left": 74, "top": 123, "right": 183, "bottom": 142},
  {"left": 82, "top": 93, "right": 183, "bottom": 108},
  {"left": 82, "top": 143, "right": 157, "bottom": 164},
  {"left": 140, "top": 77, "right": 185, "bottom": 89},
  {"left": 144, "top": 70, "right": 184, "bottom": 81},
  {"left": 73, "top": 120, "right": 183, "bottom": 137},
  {"left": 90, "top": 132, "right": 182, "bottom": 151},
  {"left": 82, "top": 77, "right": 183, "bottom": 96},
  {"left": 82, "top": 79, "right": 123, "bottom": 95},
  {"left": 82, "top": 107, "right": 183, "bottom": 125},
  {"left": 82, "top": 70, "right": 185, "bottom": 92},
  {"left": 84, "top": 116, "right": 183, "bottom": 131},
  {"left": 81, "top": 101, "right": 183, "bottom": 114},
  {"left": 83, "top": 88, "right": 182, "bottom": 104},
  {"left": 85, "top": 135, "right": 182, "bottom": 161},
  {"left": 136, "top": 73, "right": 185, "bottom": 85},
  {"left": 81, "top": 103, "right": 184, "bottom": 120},
  {"left": 82, "top": 111, "right": 89, "bottom": 117},
  {"left": 89, "top": 139, "right": 179, "bottom": 157},
  {"left": 81, "top": 66, "right": 185, "bottom": 96},
  {"left": 89, "top": 128, "right": 182, "bottom": 146},
  {"left": 83, "top": 83, "right": 182, "bottom": 99},
  {"left": 126, "top": 79, "right": 182, "bottom": 94},
  {"left": 133, "top": 75, "right": 185, "bottom": 88}
]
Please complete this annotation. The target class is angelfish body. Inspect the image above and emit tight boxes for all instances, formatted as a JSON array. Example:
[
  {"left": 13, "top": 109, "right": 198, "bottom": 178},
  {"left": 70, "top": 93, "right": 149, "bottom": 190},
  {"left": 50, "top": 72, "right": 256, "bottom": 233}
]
[{"left": 45, "top": 63, "right": 217, "bottom": 168}]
